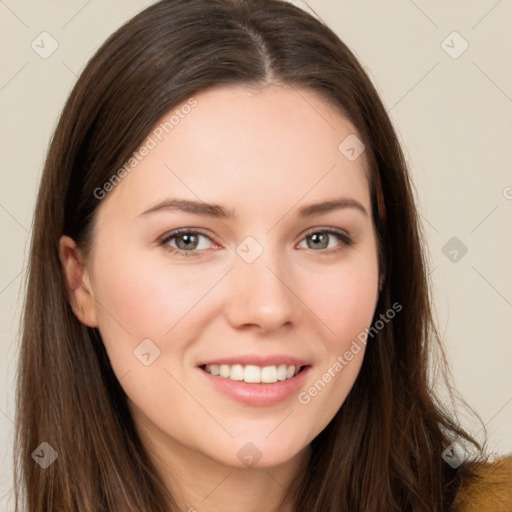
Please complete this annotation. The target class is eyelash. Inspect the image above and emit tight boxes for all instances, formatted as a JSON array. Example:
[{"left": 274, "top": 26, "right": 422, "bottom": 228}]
[{"left": 157, "top": 228, "right": 354, "bottom": 258}]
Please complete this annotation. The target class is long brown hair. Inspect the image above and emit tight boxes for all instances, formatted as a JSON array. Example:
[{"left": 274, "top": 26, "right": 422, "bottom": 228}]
[{"left": 15, "top": 0, "right": 487, "bottom": 510}]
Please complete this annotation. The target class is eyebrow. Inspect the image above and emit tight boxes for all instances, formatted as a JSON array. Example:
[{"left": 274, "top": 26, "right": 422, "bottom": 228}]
[{"left": 139, "top": 197, "right": 368, "bottom": 219}]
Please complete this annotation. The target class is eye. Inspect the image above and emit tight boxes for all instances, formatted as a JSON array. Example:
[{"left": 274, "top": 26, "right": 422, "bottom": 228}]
[
  {"left": 158, "top": 227, "right": 353, "bottom": 258},
  {"left": 158, "top": 229, "right": 218, "bottom": 257},
  {"left": 297, "top": 229, "right": 353, "bottom": 253}
]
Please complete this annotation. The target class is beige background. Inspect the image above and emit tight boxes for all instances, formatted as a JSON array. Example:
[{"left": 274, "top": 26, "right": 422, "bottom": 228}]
[{"left": 1, "top": 0, "right": 511, "bottom": 507}]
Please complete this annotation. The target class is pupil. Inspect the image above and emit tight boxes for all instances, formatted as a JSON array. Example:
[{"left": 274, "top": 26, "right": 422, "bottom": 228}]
[
  {"left": 310, "top": 233, "right": 327, "bottom": 249},
  {"left": 178, "top": 234, "right": 197, "bottom": 250}
]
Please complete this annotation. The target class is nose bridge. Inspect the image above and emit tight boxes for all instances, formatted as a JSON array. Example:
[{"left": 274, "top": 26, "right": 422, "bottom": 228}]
[{"left": 225, "top": 235, "right": 298, "bottom": 331}]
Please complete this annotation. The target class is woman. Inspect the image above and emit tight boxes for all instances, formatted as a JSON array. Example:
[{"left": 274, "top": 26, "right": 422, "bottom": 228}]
[{"left": 14, "top": 0, "right": 512, "bottom": 510}]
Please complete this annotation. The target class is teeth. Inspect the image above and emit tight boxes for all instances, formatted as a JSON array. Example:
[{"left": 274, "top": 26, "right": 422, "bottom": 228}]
[
  {"left": 203, "top": 364, "right": 302, "bottom": 383},
  {"left": 244, "top": 365, "right": 261, "bottom": 383},
  {"left": 260, "top": 365, "right": 277, "bottom": 383},
  {"left": 230, "top": 364, "right": 244, "bottom": 381},
  {"left": 277, "top": 364, "right": 288, "bottom": 381}
]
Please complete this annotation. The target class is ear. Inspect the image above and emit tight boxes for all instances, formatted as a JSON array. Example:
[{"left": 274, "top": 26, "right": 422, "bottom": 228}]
[{"left": 59, "top": 235, "right": 99, "bottom": 328}]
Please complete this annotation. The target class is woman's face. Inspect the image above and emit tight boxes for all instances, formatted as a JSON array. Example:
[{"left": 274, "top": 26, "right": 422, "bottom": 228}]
[{"left": 63, "top": 84, "right": 380, "bottom": 470}]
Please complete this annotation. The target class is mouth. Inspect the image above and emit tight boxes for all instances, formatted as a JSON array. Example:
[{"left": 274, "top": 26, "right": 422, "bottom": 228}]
[
  {"left": 197, "top": 362, "right": 312, "bottom": 406},
  {"left": 199, "top": 363, "right": 308, "bottom": 384}
]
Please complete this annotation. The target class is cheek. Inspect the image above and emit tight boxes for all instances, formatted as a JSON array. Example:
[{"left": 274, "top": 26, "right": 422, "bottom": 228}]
[
  {"left": 321, "top": 273, "right": 377, "bottom": 340},
  {"left": 89, "top": 244, "right": 223, "bottom": 366},
  {"left": 294, "top": 252, "right": 378, "bottom": 417},
  {"left": 304, "top": 266, "right": 376, "bottom": 389},
  {"left": 299, "top": 249, "right": 379, "bottom": 348}
]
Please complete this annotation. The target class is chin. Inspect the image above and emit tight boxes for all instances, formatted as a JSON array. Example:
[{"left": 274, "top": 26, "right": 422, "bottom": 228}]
[{"left": 210, "top": 436, "right": 309, "bottom": 471}]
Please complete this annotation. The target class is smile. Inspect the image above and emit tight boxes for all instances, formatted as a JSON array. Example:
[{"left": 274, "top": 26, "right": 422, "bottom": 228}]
[
  {"left": 198, "top": 363, "right": 311, "bottom": 406},
  {"left": 202, "top": 363, "right": 303, "bottom": 383}
]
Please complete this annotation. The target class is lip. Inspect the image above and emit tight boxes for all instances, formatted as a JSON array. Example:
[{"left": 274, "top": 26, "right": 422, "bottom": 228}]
[
  {"left": 197, "top": 364, "right": 312, "bottom": 406},
  {"left": 196, "top": 355, "right": 311, "bottom": 367}
]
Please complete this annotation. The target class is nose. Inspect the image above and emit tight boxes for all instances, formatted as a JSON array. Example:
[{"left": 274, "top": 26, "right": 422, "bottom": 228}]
[{"left": 223, "top": 244, "right": 300, "bottom": 334}]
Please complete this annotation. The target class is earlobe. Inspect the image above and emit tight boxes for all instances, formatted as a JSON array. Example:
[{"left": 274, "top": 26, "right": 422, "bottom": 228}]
[{"left": 58, "top": 235, "right": 99, "bottom": 328}]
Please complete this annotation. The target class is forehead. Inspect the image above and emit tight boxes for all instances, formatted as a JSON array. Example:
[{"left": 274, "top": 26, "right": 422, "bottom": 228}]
[{"left": 96, "top": 84, "right": 371, "bottom": 222}]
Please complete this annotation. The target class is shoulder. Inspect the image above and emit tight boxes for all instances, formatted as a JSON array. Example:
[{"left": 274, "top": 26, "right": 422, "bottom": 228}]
[{"left": 452, "top": 454, "right": 512, "bottom": 512}]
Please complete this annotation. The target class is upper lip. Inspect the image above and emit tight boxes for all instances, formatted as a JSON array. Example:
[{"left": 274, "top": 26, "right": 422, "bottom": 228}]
[{"left": 197, "top": 355, "right": 311, "bottom": 368}]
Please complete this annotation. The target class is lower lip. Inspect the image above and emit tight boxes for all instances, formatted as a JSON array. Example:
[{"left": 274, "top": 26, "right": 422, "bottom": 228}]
[{"left": 197, "top": 366, "right": 311, "bottom": 406}]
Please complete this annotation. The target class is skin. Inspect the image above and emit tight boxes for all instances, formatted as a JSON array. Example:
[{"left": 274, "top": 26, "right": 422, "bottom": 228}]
[{"left": 60, "top": 84, "right": 381, "bottom": 512}]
